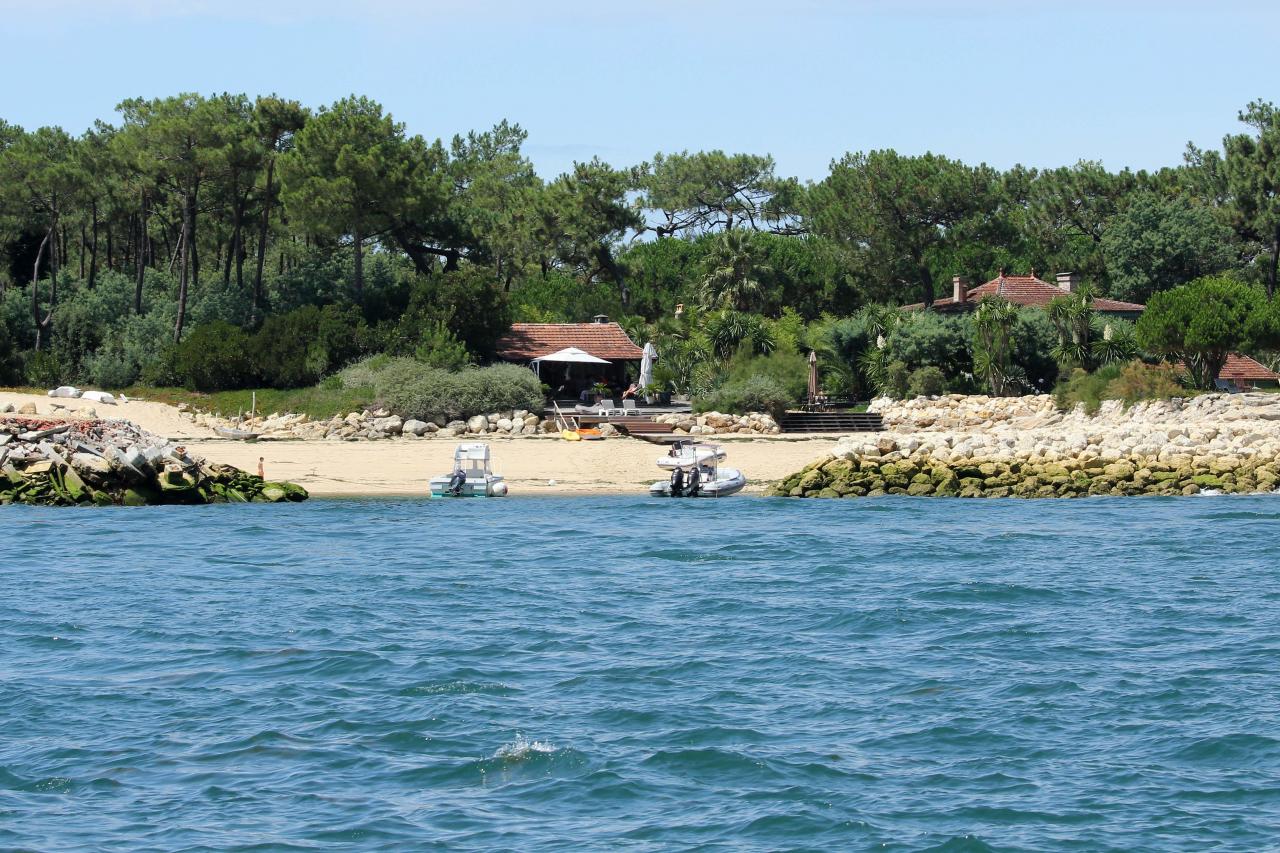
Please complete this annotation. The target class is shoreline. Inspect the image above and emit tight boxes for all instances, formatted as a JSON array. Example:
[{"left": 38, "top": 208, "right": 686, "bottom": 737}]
[
  {"left": 183, "top": 435, "right": 840, "bottom": 497},
  {"left": 0, "top": 392, "right": 841, "bottom": 498}
]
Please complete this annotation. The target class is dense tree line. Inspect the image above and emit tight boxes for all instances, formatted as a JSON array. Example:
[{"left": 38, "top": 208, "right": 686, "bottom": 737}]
[{"left": 1, "top": 92, "right": 1278, "bottom": 391}]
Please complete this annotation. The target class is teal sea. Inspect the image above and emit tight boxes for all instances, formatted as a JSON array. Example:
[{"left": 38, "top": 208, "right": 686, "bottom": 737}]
[{"left": 4, "top": 495, "right": 1280, "bottom": 851}]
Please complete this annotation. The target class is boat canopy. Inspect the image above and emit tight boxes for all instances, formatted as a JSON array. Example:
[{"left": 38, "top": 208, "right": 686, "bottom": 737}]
[{"left": 454, "top": 443, "right": 492, "bottom": 462}]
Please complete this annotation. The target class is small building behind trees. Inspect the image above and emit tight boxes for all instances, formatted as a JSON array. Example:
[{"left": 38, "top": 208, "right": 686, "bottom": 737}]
[
  {"left": 902, "top": 271, "right": 1146, "bottom": 320},
  {"left": 905, "top": 270, "right": 1278, "bottom": 390},
  {"left": 1211, "top": 354, "right": 1280, "bottom": 391}
]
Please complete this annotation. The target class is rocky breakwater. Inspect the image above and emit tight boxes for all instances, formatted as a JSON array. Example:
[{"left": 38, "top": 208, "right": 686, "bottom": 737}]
[
  {"left": 651, "top": 411, "right": 781, "bottom": 436},
  {"left": 773, "top": 392, "right": 1280, "bottom": 499},
  {"left": 0, "top": 415, "right": 308, "bottom": 506}
]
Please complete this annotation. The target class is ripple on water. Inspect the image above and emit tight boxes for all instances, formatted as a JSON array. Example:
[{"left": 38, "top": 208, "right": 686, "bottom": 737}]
[{"left": 2, "top": 495, "right": 1280, "bottom": 850}]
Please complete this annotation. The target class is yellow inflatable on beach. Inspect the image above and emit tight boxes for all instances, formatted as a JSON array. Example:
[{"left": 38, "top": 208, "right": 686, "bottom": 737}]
[{"left": 561, "top": 429, "right": 581, "bottom": 441}]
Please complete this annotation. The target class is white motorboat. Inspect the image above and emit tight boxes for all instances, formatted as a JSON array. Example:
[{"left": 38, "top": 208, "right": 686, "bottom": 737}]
[
  {"left": 429, "top": 443, "right": 509, "bottom": 498},
  {"left": 649, "top": 441, "right": 746, "bottom": 498}
]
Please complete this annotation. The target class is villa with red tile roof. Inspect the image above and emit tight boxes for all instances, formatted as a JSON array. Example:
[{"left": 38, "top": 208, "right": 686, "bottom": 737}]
[
  {"left": 903, "top": 270, "right": 1279, "bottom": 389},
  {"left": 902, "top": 270, "right": 1145, "bottom": 318}
]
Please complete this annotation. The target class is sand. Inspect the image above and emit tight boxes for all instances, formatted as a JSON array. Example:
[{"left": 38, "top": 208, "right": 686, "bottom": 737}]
[
  {"left": 1, "top": 390, "right": 838, "bottom": 496},
  {"left": 186, "top": 435, "right": 838, "bottom": 496},
  {"left": 1, "top": 391, "right": 220, "bottom": 440}
]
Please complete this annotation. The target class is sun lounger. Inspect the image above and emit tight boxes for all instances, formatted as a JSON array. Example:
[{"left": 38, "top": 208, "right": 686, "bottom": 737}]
[{"left": 574, "top": 401, "right": 625, "bottom": 416}]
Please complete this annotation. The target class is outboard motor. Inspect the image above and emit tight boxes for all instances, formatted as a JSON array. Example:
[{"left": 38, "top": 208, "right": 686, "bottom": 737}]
[
  {"left": 687, "top": 467, "right": 701, "bottom": 497},
  {"left": 447, "top": 468, "right": 467, "bottom": 496},
  {"left": 670, "top": 466, "right": 685, "bottom": 497}
]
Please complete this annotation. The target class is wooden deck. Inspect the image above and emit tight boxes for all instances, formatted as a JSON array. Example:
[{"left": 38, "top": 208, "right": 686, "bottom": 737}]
[{"left": 560, "top": 413, "right": 676, "bottom": 436}]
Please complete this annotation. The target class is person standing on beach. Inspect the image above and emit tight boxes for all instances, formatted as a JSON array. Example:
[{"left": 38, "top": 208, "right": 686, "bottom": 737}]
[{"left": 257, "top": 457, "right": 265, "bottom": 479}]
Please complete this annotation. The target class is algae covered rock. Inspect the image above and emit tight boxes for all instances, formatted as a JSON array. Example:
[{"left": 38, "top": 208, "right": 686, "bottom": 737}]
[{"left": 0, "top": 415, "right": 308, "bottom": 508}]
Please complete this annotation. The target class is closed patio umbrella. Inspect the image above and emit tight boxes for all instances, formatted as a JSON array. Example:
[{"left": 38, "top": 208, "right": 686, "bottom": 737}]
[
  {"left": 639, "top": 342, "right": 657, "bottom": 392},
  {"left": 807, "top": 349, "right": 819, "bottom": 405}
]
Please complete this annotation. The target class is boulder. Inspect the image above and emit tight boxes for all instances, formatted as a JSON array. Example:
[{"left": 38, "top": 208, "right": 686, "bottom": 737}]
[
  {"left": 496, "top": 417, "right": 514, "bottom": 432},
  {"left": 17, "top": 402, "right": 37, "bottom": 415},
  {"left": 402, "top": 419, "right": 430, "bottom": 437},
  {"left": 371, "top": 415, "right": 404, "bottom": 435},
  {"left": 70, "top": 452, "right": 112, "bottom": 480},
  {"left": 466, "top": 415, "right": 489, "bottom": 434}
]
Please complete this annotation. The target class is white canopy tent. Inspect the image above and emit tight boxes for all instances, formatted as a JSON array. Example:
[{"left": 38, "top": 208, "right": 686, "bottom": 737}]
[{"left": 530, "top": 346, "right": 611, "bottom": 378}]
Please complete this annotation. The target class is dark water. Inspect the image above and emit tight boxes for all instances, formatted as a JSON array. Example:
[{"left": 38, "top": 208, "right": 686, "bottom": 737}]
[{"left": 3, "top": 495, "right": 1280, "bottom": 851}]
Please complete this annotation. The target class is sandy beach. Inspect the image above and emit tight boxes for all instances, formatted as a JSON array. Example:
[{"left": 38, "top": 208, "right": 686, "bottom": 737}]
[{"left": 1, "top": 391, "right": 836, "bottom": 496}]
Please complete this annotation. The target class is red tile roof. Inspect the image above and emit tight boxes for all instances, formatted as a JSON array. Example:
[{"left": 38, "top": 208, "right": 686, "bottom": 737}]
[
  {"left": 1217, "top": 353, "right": 1280, "bottom": 383},
  {"left": 902, "top": 273, "right": 1146, "bottom": 314},
  {"left": 495, "top": 322, "right": 644, "bottom": 361}
]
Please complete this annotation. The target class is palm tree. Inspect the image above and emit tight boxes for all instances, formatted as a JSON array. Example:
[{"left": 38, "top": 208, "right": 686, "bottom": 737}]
[
  {"left": 974, "top": 296, "right": 1019, "bottom": 396},
  {"left": 698, "top": 230, "right": 773, "bottom": 311},
  {"left": 1047, "top": 285, "right": 1096, "bottom": 370}
]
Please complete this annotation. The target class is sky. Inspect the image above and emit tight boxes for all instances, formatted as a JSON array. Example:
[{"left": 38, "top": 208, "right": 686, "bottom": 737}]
[{"left": 5, "top": 0, "right": 1279, "bottom": 181}]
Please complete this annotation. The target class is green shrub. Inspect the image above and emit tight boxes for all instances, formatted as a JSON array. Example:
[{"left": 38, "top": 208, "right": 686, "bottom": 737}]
[
  {"left": 251, "top": 304, "right": 371, "bottom": 388},
  {"left": 83, "top": 349, "right": 138, "bottom": 389},
  {"left": 139, "top": 343, "right": 183, "bottom": 388},
  {"left": 1054, "top": 360, "right": 1189, "bottom": 414},
  {"left": 1052, "top": 363, "right": 1124, "bottom": 414},
  {"left": 337, "top": 357, "right": 543, "bottom": 420},
  {"left": 1103, "top": 360, "right": 1187, "bottom": 406},
  {"left": 175, "top": 322, "right": 257, "bottom": 391},
  {"left": 908, "top": 365, "right": 946, "bottom": 397},
  {"left": 1012, "top": 309, "right": 1060, "bottom": 392},
  {"left": 695, "top": 374, "right": 792, "bottom": 418},
  {"left": 413, "top": 320, "right": 471, "bottom": 370},
  {"left": 885, "top": 360, "right": 910, "bottom": 399},
  {"left": 722, "top": 349, "right": 808, "bottom": 398},
  {"left": 23, "top": 350, "right": 71, "bottom": 388},
  {"left": 885, "top": 311, "right": 972, "bottom": 386},
  {"left": 336, "top": 353, "right": 394, "bottom": 389}
]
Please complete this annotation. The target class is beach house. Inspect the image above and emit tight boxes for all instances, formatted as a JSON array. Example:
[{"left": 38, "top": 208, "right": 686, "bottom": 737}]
[{"left": 494, "top": 316, "right": 645, "bottom": 398}]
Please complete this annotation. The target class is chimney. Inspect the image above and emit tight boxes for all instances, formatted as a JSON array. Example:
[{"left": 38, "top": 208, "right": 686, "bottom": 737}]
[
  {"left": 952, "top": 275, "right": 968, "bottom": 304},
  {"left": 592, "top": 314, "right": 609, "bottom": 324},
  {"left": 1056, "top": 272, "right": 1080, "bottom": 293}
]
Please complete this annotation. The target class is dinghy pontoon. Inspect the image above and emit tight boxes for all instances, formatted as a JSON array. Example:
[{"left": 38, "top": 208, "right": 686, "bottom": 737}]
[
  {"left": 429, "top": 443, "right": 508, "bottom": 498},
  {"left": 649, "top": 441, "right": 746, "bottom": 498}
]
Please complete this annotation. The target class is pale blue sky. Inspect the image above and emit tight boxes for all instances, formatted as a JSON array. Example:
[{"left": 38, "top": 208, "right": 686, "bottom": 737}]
[{"left": 6, "top": 0, "right": 1278, "bottom": 180}]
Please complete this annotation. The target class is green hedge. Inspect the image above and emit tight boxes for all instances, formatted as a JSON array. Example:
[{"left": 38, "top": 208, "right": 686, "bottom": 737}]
[{"left": 338, "top": 356, "right": 543, "bottom": 421}]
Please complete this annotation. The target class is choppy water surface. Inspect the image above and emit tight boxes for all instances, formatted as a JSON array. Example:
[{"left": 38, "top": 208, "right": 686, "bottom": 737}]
[{"left": 4, "top": 495, "right": 1280, "bottom": 851}]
